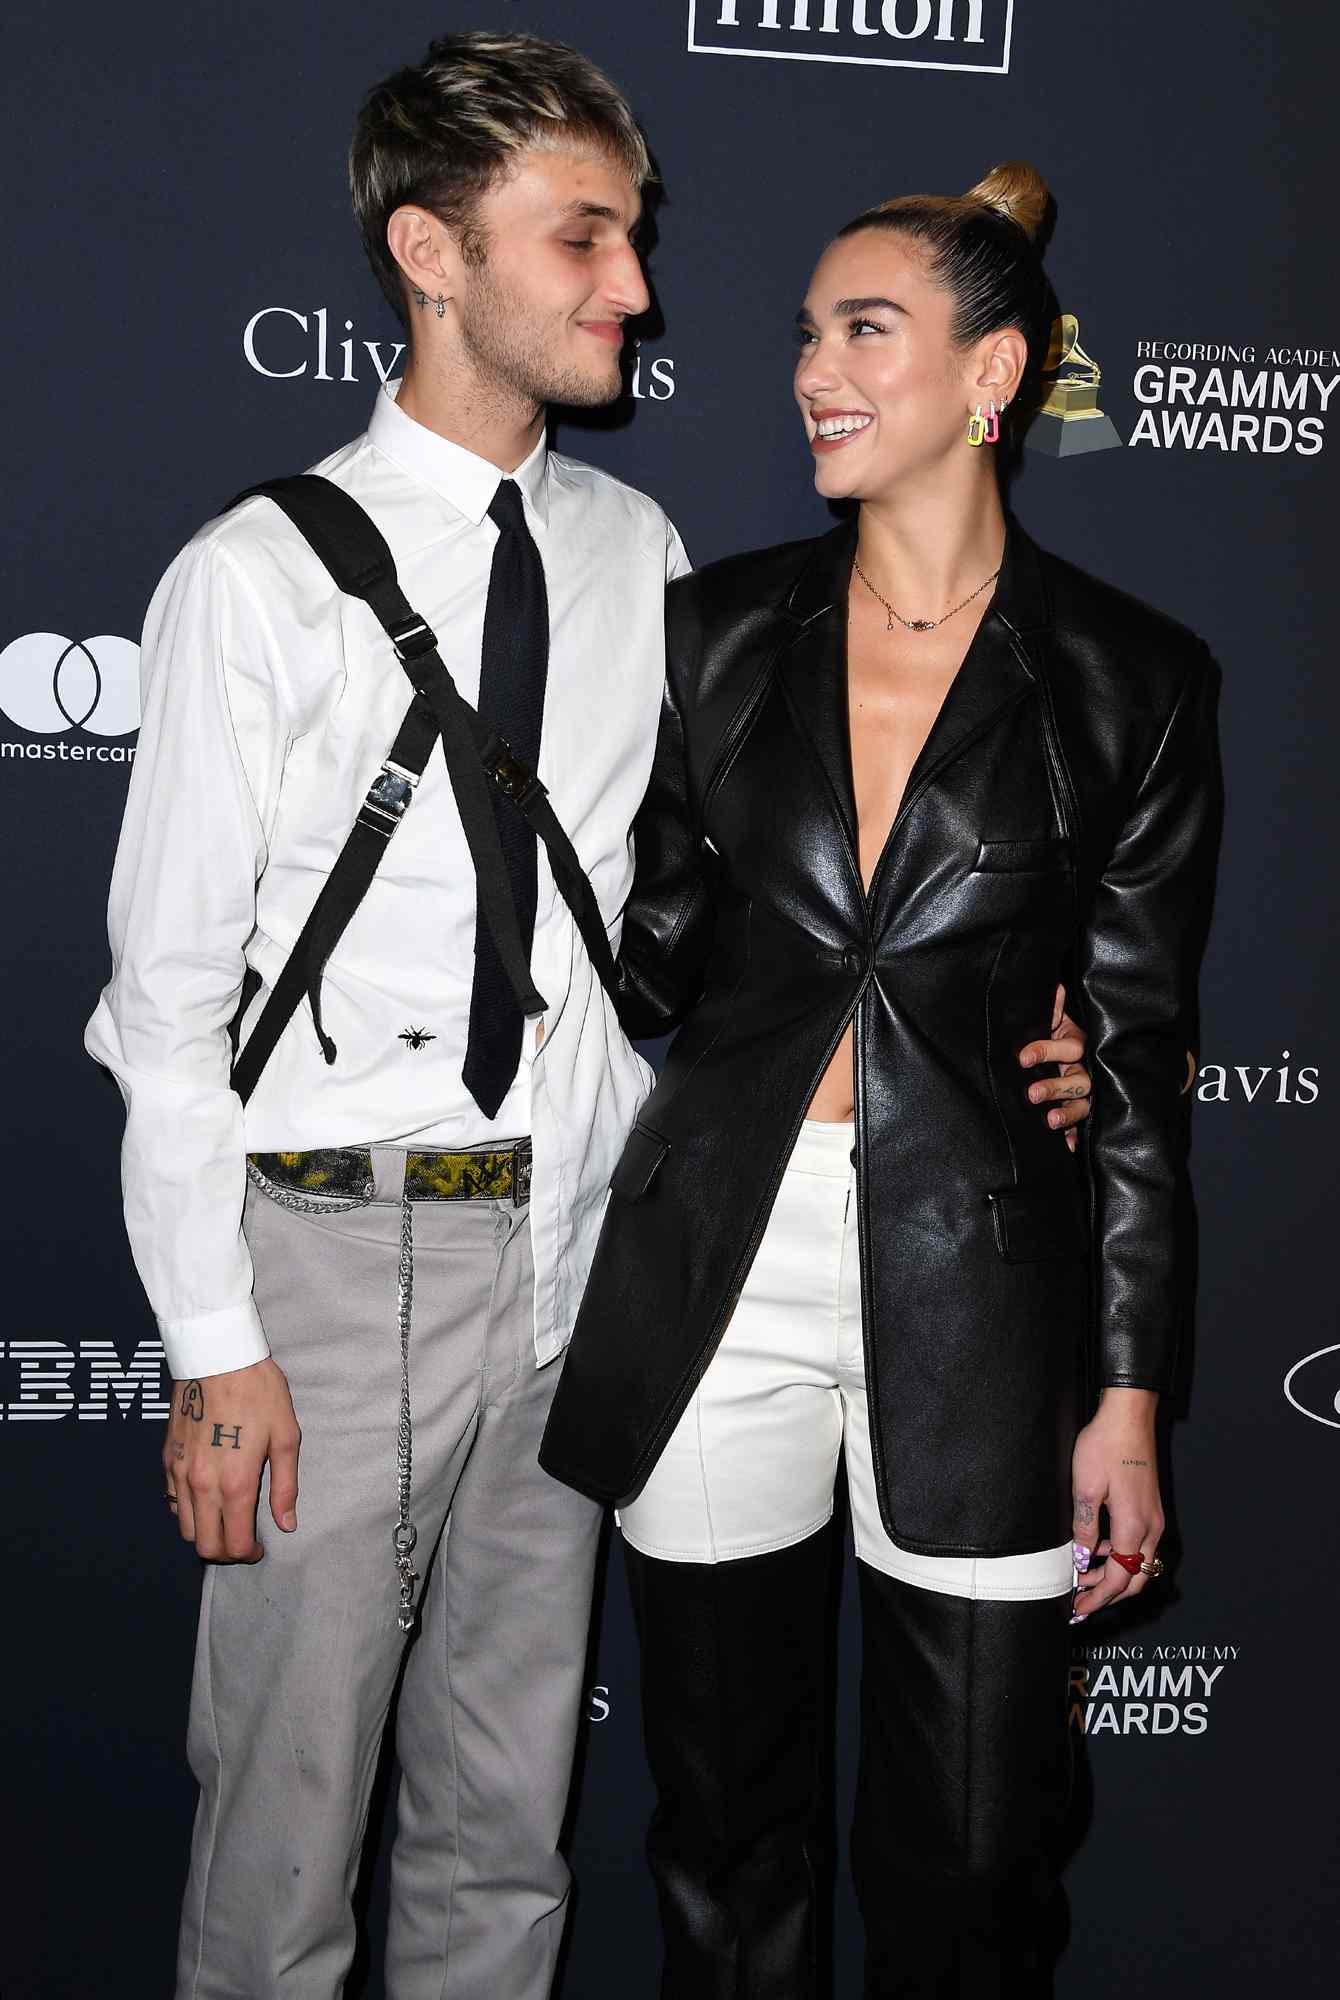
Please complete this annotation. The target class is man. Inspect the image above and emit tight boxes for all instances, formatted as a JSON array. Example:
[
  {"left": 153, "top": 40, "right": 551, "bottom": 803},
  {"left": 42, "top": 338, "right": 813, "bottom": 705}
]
[
  {"left": 88, "top": 33, "right": 674, "bottom": 1998},
  {"left": 87, "top": 29, "right": 1091, "bottom": 2000}
]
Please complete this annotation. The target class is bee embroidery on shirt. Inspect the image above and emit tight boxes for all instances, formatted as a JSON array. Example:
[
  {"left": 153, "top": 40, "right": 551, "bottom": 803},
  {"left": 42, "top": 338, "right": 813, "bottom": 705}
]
[{"left": 399, "top": 1027, "right": 437, "bottom": 1051}]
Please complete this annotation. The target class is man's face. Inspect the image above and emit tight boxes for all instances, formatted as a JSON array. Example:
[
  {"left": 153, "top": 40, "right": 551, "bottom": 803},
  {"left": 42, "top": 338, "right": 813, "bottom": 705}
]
[{"left": 454, "top": 146, "right": 650, "bottom": 408}]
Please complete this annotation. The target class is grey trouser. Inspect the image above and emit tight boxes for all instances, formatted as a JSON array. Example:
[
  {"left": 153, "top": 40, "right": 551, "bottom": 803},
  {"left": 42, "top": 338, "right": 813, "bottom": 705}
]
[{"left": 175, "top": 1152, "right": 604, "bottom": 2000}]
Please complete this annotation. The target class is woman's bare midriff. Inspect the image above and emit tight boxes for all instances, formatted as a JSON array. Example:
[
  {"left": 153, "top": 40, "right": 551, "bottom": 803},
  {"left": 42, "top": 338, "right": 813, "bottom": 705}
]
[{"left": 804, "top": 586, "right": 989, "bottom": 1123}]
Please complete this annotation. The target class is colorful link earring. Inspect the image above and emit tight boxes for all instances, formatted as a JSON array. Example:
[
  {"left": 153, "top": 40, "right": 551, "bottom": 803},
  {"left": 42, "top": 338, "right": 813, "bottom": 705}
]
[{"left": 967, "top": 399, "right": 1006, "bottom": 447}]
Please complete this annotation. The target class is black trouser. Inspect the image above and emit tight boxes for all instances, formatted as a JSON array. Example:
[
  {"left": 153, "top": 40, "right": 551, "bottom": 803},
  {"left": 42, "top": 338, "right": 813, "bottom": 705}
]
[{"left": 625, "top": 1532, "right": 1072, "bottom": 2000}]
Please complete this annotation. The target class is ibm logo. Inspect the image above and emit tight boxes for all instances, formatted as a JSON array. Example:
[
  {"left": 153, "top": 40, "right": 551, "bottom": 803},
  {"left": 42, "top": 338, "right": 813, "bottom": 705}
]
[
  {"left": 2, "top": 1340, "right": 169, "bottom": 1422},
  {"left": 687, "top": 1, "right": 1013, "bottom": 72}
]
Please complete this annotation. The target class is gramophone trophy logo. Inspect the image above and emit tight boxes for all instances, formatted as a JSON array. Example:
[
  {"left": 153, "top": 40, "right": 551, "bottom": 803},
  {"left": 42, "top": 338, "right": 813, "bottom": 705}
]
[{"left": 1027, "top": 313, "right": 1124, "bottom": 457}]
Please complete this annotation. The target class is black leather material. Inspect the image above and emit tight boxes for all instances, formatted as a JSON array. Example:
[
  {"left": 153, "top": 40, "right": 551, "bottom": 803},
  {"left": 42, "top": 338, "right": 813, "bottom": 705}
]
[
  {"left": 541, "top": 516, "right": 1223, "bottom": 1556},
  {"left": 625, "top": 1532, "right": 834, "bottom": 1999},
  {"left": 985, "top": 1183, "right": 1088, "bottom": 1264},
  {"left": 609, "top": 1123, "right": 672, "bottom": 1202},
  {"left": 623, "top": 1538, "right": 1071, "bottom": 1999},
  {"left": 853, "top": 1564, "right": 1073, "bottom": 1999}
]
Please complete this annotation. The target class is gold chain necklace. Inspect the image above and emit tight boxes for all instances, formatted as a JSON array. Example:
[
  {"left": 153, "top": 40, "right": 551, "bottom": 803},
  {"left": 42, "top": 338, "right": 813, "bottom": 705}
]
[{"left": 853, "top": 554, "right": 1002, "bottom": 634}]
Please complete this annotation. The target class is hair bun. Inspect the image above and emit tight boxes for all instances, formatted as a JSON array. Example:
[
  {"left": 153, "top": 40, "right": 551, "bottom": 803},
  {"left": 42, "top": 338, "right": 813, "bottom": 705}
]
[{"left": 962, "top": 161, "right": 1050, "bottom": 244}]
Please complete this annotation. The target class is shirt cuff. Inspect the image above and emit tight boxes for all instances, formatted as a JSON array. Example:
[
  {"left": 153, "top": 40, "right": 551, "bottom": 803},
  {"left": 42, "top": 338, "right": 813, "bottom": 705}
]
[{"left": 159, "top": 1301, "right": 271, "bottom": 1381}]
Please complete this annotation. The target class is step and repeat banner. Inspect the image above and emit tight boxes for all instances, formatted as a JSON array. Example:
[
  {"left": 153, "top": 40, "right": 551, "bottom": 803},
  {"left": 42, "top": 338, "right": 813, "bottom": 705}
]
[{"left": 4, "top": 3, "right": 1336, "bottom": 1995}]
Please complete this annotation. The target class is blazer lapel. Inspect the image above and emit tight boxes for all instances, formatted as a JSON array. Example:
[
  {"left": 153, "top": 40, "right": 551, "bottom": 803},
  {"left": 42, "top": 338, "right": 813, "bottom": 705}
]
[
  {"left": 763, "top": 516, "right": 1052, "bottom": 899},
  {"left": 887, "top": 517, "right": 1049, "bottom": 839},
  {"left": 772, "top": 520, "right": 861, "bottom": 875}
]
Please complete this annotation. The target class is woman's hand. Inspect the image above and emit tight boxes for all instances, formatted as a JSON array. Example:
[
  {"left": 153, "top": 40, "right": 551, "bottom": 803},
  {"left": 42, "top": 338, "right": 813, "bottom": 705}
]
[
  {"left": 1070, "top": 1386, "right": 1164, "bottom": 1620},
  {"left": 1018, "top": 984, "right": 1091, "bottom": 1153}
]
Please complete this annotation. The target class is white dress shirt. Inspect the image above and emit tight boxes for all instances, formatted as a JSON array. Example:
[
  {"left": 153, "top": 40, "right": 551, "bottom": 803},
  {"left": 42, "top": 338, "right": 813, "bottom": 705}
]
[{"left": 87, "top": 382, "right": 689, "bottom": 1379}]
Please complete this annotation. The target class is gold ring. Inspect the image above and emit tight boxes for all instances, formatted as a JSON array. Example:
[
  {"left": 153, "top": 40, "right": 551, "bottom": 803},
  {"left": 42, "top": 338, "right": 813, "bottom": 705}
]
[{"left": 1139, "top": 1556, "right": 1165, "bottom": 1579}]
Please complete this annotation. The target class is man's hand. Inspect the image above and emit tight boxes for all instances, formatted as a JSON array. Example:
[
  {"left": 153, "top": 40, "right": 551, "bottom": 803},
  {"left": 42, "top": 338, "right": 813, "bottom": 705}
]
[
  {"left": 163, "top": 1359, "right": 301, "bottom": 1562},
  {"left": 1019, "top": 983, "right": 1092, "bottom": 1153}
]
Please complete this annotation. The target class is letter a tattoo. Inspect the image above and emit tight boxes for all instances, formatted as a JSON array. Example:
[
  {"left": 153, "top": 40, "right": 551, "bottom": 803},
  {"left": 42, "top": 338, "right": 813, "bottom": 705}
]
[{"left": 180, "top": 1380, "right": 205, "bottom": 1422}]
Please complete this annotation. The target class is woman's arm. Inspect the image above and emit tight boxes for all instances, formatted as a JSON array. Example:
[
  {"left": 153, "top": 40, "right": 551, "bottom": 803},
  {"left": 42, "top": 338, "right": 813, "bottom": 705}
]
[{"left": 1070, "top": 643, "right": 1224, "bottom": 1614}]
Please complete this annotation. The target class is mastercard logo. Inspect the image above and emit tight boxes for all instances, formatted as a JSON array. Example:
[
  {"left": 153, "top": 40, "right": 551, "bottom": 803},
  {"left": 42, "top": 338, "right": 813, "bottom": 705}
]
[{"left": 0, "top": 632, "right": 140, "bottom": 737}]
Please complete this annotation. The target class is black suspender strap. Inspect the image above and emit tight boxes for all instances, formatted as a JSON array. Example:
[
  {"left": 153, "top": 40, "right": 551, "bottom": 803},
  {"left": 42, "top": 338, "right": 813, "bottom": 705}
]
[{"left": 227, "top": 474, "right": 618, "bottom": 1107}]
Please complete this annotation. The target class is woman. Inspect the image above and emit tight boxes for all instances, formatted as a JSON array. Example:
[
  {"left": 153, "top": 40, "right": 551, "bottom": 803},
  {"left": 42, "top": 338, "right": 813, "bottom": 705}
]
[{"left": 542, "top": 163, "right": 1221, "bottom": 1994}]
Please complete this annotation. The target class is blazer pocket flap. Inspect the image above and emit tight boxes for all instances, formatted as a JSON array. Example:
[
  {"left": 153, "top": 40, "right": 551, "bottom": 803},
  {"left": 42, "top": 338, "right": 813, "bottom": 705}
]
[
  {"left": 609, "top": 1124, "right": 671, "bottom": 1202},
  {"left": 987, "top": 1183, "right": 1089, "bottom": 1263},
  {"left": 974, "top": 837, "right": 1072, "bottom": 873}
]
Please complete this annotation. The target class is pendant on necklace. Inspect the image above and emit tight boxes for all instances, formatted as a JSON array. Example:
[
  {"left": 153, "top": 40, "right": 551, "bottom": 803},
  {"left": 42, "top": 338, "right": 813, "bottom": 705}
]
[{"left": 907, "top": 618, "right": 935, "bottom": 633}]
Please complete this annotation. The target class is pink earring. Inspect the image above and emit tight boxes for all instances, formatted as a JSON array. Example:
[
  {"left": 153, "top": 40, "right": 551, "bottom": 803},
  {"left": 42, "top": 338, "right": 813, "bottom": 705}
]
[
  {"left": 967, "top": 405, "right": 988, "bottom": 447},
  {"left": 983, "top": 400, "right": 1001, "bottom": 445}
]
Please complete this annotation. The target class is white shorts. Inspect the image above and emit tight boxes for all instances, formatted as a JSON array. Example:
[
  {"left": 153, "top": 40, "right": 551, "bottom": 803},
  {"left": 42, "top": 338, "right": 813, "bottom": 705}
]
[{"left": 618, "top": 1119, "right": 1074, "bottom": 1602}]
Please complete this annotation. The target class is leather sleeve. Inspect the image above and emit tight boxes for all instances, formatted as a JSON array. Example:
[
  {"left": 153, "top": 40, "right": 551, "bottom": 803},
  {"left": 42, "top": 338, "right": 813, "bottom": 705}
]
[
  {"left": 1078, "top": 645, "right": 1224, "bottom": 1391},
  {"left": 614, "top": 583, "right": 718, "bottom": 1039}
]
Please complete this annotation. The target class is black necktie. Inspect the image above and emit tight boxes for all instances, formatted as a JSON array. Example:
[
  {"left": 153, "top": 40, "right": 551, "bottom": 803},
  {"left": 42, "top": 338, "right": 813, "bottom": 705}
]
[{"left": 462, "top": 478, "right": 550, "bottom": 1120}]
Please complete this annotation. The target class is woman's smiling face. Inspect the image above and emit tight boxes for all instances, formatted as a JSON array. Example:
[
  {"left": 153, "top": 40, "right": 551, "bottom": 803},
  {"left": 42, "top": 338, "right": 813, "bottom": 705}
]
[{"left": 794, "top": 228, "right": 975, "bottom": 503}]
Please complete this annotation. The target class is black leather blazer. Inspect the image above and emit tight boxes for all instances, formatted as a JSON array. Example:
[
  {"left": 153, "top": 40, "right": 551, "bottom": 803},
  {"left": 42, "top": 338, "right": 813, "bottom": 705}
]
[{"left": 540, "top": 517, "right": 1222, "bottom": 1556}]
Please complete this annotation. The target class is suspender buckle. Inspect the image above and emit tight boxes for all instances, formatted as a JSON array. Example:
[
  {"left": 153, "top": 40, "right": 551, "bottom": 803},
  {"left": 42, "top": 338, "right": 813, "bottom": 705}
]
[
  {"left": 357, "top": 759, "right": 421, "bottom": 837},
  {"left": 389, "top": 617, "right": 438, "bottom": 663},
  {"left": 485, "top": 735, "right": 547, "bottom": 808}
]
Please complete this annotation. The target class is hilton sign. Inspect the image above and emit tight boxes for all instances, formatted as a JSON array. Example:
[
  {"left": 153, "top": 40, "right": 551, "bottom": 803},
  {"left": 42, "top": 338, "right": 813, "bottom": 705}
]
[{"left": 687, "top": 1, "right": 1014, "bottom": 71}]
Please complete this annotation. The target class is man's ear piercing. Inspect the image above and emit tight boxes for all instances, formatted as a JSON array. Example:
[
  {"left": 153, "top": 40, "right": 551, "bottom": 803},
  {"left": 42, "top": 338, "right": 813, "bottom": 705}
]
[{"left": 412, "top": 288, "right": 447, "bottom": 319}]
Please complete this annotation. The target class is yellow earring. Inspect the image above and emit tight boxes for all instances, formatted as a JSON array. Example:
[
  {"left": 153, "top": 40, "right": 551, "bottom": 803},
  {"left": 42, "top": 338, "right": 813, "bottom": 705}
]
[{"left": 967, "top": 404, "right": 988, "bottom": 447}]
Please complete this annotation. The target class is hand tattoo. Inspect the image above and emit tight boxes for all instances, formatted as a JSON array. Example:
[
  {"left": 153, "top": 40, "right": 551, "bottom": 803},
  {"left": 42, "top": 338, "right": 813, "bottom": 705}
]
[
  {"left": 210, "top": 1423, "right": 243, "bottom": 1450},
  {"left": 1074, "top": 1498, "right": 1095, "bottom": 1527},
  {"left": 171, "top": 1441, "right": 186, "bottom": 1462},
  {"left": 1121, "top": 1458, "right": 1149, "bottom": 1467},
  {"left": 180, "top": 1380, "right": 205, "bottom": 1423}
]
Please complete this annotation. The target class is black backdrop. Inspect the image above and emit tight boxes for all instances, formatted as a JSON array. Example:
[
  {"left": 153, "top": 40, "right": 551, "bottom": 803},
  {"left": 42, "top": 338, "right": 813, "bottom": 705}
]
[{"left": 4, "top": 4, "right": 1338, "bottom": 1995}]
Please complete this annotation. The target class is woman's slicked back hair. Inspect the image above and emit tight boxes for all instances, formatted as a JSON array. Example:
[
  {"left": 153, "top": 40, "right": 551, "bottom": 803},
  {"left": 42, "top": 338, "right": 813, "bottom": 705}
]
[{"left": 836, "top": 162, "right": 1055, "bottom": 429}]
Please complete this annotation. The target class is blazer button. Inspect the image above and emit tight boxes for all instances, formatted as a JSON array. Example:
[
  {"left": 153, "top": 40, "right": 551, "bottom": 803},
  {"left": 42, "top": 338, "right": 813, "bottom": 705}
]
[{"left": 841, "top": 946, "right": 865, "bottom": 977}]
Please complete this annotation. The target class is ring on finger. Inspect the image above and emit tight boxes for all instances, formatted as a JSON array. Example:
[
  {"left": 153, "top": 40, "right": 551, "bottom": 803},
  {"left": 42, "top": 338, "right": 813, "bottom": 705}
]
[
  {"left": 1139, "top": 1556, "right": 1165, "bottom": 1579},
  {"left": 1108, "top": 1550, "right": 1144, "bottom": 1576}
]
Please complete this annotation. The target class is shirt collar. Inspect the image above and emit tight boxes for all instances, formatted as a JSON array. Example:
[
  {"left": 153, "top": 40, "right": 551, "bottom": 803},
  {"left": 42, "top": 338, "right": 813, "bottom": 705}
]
[{"left": 367, "top": 379, "right": 550, "bottom": 530}]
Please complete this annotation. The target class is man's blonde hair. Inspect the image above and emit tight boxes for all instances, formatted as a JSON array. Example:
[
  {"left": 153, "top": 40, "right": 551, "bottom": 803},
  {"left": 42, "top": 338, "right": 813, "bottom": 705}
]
[{"left": 350, "top": 31, "right": 652, "bottom": 323}]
